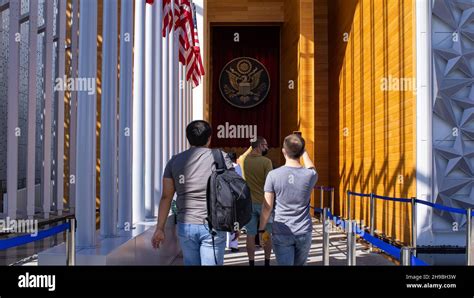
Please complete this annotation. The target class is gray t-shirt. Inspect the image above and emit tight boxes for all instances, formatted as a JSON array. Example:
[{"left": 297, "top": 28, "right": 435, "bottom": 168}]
[
  {"left": 163, "top": 147, "right": 233, "bottom": 224},
  {"left": 264, "top": 166, "right": 318, "bottom": 235}
]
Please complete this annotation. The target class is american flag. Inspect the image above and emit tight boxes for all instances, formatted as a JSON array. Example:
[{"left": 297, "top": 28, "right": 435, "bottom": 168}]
[
  {"left": 177, "top": 0, "right": 193, "bottom": 65},
  {"left": 162, "top": 0, "right": 173, "bottom": 37},
  {"left": 185, "top": 4, "right": 204, "bottom": 87}
]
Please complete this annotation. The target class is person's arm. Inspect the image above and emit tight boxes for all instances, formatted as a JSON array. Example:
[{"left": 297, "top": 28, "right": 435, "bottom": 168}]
[
  {"left": 301, "top": 150, "right": 315, "bottom": 169},
  {"left": 259, "top": 191, "right": 275, "bottom": 232},
  {"left": 151, "top": 177, "right": 175, "bottom": 249}
]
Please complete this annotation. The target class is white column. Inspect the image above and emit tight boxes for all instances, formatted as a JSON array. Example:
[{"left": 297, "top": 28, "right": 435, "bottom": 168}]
[
  {"left": 192, "top": 0, "right": 204, "bottom": 120},
  {"left": 69, "top": 0, "right": 79, "bottom": 213},
  {"left": 76, "top": 0, "right": 98, "bottom": 248},
  {"left": 153, "top": 1, "right": 163, "bottom": 214},
  {"left": 178, "top": 65, "right": 183, "bottom": 152},
  {"left": 132, "top": 0, "right": 146, "bottom": 224},
  {"left": 100, "top": 0, "right": 118, "bottom": 237},
  {"left": 6, "top": 0, "right": 20, "bottom": 219},
  {"left": 26, "top": 0, "right": 39, "bottom": 219},
  {"left": 415, "top": 0, "right": 433, "bottom": 246},
  {"left": 144, "top": 2, "right": 155, "bottom": 219},
  {"left": 55, "top": 0, "right": 67, "bottom": 216},
  {"left": 163, "top": 35, "right": 170, "bottom": 163},
  {"left": 118, "top": 0, "right": 133, "bottom": 232},
  {"left": 42, "top": 0, "right": 54, "bottom": 219},
  {"left": 171, "top": 31, "right": 179, "bottom": 155}
]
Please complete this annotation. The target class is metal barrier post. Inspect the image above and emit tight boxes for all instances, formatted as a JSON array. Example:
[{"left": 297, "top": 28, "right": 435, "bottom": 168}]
[
  {"left": 66, "top": 218, "right": 76, "bottom": 266},
  {"left": 369, "top": 193, "right": 375, "bottom": 252},
  {"left": 467, "top": 208, "right": 472, "bottom": 266},
  {"left": 347, "top": 191, "right": 351, "bottom": 221},
  {"left": 323, "top": 207, "right": 330, "bottom": 266},
  {"left": 347, "top": 220, "right": 356, "bottom": 266},
  {"left": 401, "top": 247, "right": 412, "bottom": 266},
  {"left": 319, "top": 188, "right": 324, "bottom": 222},
  {"left": 330, "top": 188, "right": 335, "bottom": 228},
  {"left": 352, "top": 221, "right": 357, "bottom": 265},
  {"left": 411, "top": 197, "right": 417, "bottom": 257}
]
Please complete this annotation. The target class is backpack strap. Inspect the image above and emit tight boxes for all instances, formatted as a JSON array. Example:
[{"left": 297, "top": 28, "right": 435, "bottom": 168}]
[{"left": 211, "top": 149, "right": 226, "bottom": 171}]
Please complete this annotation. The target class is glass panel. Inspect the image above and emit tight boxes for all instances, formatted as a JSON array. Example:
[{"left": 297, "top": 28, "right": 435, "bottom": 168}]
[
  {"left": 0, "top": 9, "right": 9, "bottom": 199},
  {"left": 18, "top": 21, "right": 29, "bottom": 190},
  {"left": 35, "top": 32, "right": 45, "bottom": 186},
  {"left": 21, "top": 0, "right": 30, "bottom": 15},
  {"left": 38, "top": 0, "right": 45, "bottom": 27}
]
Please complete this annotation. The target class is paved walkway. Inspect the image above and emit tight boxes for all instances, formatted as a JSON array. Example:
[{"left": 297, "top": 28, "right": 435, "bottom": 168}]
[{"left": 171, "top": 219, "right": 395, "bottom": 266}]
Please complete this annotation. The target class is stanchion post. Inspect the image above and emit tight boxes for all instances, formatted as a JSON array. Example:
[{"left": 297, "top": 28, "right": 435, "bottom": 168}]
[
  {"left": 347, "top": 190, "right": 351, "bottom": 221},
  {"left": 466, "top": 208, "right": 472, "bottom": 266},
  {"left": 330, "top": 188, "right": 334, "bottom": 217},
  {"left": 369, "top": 193, "right": 375, "bottom": 252},
  {"left": 66, "top": 218, "right": 76, "bottom": 266},
  {"left": 401, "top": 247, "right": 412, "bottom": 266},
  {"left": 411, "top": 197, "right": 417, "bottom": 257},
  {"left": 352, "top": 221, "right": 357, "bottom": 265},
  {"left": 323, "top": 207, "right": 330, "bottom": 266},
  {"left": 347, "top": 220, "right": 356, "bottom": 266},
  {"left": 320, "top": 188, "right": 324, "bottom": 222},
  {"left": 346, "top": 219, "right": 352, "bottom": 266}
]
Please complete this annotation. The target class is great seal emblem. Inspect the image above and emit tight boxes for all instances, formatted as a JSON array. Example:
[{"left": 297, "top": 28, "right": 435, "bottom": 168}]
[{"left": 219, "top": 57, "right": 271, "bottom": 109}]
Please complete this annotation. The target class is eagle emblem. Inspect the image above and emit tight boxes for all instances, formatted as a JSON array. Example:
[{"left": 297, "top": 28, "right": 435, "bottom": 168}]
[{"left": 219, "top": 57, "right": 270, "bottom": 109}]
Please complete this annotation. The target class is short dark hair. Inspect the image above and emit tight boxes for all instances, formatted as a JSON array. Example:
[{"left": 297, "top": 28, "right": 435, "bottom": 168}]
[
  {"left": 186, "top": 120, "right": 212, "bottom": 146},
  {"left": 250, "top": 136, "right": 266, "bottom": 149},
  {"left": 283, "top": 134, "right": 305, "bottom": 159},
  {"left": 227, "top": 152, "right": 237, "bottom": 163}
]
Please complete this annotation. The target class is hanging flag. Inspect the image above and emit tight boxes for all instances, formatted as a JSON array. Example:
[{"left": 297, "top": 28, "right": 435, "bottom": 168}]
[
  {"left": 146, "top": 0, "right": 154, "bottom": 4},
  {"left": 186, "top": 3, "right": 204, "bottom": 88},
  {"left": 177, "top": 0, "right": 194, "bottom": 65},
  {"left": 162, "top": 0, "right": 173, "bottom": 37}
]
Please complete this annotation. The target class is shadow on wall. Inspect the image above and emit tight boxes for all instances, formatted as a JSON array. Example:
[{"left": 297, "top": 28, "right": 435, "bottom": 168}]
[{"left": 328, "top": 0, "right": 416, "bottom": 244}]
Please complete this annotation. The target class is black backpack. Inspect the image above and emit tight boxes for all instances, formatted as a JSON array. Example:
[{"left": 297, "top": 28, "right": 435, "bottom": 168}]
[{"left": 206, "top": 149, "right": 252, "bottom": 233}]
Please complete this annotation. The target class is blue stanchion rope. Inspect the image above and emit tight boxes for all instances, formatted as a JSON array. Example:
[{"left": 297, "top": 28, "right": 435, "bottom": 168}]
[
  {"left": 0, "top": 222, "right": 70, "bottom": 250},
  {"left": 415, "top": 199, "right": 466, "bottom": 215},
  {"left": 347, "top": 191, "right": 371, "bottom": 197},
  {"left": 373, "top": 194, "right": 411, "bottom": 203}
]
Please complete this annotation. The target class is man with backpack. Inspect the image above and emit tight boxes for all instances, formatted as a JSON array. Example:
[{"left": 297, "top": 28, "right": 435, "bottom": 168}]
[
  {"left": 151, "top": 120, "right": 237, "bottom": 265},
  {"left": 258, "top": 134, "right": 318, "bottom": 265}
]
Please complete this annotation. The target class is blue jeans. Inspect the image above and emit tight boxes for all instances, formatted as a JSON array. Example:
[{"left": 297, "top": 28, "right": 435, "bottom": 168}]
[
  {"left": 177, "top": 223, "right": 226, "bottom": 266},
  {"left": 244, "top": 203, "right": 273, "bottom": 236},
  {"left": 272, "top": 232, "right": 312, "bottom": 265}
]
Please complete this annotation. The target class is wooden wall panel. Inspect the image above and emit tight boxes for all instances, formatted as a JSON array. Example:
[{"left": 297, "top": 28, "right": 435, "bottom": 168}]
[
  {"left": 328, "top": 0, "right": 416, "bottom": 244},
  {"left": 207, "top": 0, "right": 285, "bottom": 23}
]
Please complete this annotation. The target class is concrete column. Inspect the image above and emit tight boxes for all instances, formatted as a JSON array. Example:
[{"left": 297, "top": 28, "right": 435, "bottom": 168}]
[
  {"left": 69, "top": 0, "right": 79, "bottom": 213},
  {"left": 6, "top": 0, "right": 20, "bottom": 219},
  {"left": 76, "top": 0, "right": 98, "bottom": 248},
  {"left": 144, "top": 2, "right": 155, "bottom": 219},
  {"left": 42, "top": 0, "right": 54, "bottom": 219},
  {"left": 100, "top": 0, "right": 118, "bottom": 237},
  {"left": 163, "top": 34, "right": 170, "bottom": 164},
  {"left": 118, "top": 0, "right": 133, "bottom": 232},
  {"left": 132, "top": 0, "right": 146, "bottom": 224},
  {"left": 153, "top": 1, "right": 163, "bottom": 213},
  {"left": 55, "top": 0, "right": 67, "bottom": 216},
  {"left": 26, "top": 0, "right": 39, "bottom": 219}
]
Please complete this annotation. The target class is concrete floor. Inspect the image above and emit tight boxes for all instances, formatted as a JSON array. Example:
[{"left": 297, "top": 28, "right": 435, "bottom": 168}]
[{"left": 171, "top": 219, "right": 396, "bottom": 266}]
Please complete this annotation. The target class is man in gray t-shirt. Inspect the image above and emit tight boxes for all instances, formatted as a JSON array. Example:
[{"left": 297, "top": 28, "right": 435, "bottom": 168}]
[
  {"left": 151, "top": 120, "right": 232, "bottom": 266},
  {"left": 259, "top": 134, "right": 318, "bottom": 266},
  {"left": 163, "top": 147, "right": 233, "bottom": 224}
]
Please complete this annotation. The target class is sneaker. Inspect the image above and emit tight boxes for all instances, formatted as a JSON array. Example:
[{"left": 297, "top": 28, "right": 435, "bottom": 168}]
[{"left": 230, "top": 247, "right": 239, "bottom": 253}]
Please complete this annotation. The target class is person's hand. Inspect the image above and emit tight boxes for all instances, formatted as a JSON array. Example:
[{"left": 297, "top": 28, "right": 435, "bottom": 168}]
[{"left": 151, "top": 228, "right": 165, "bottom": 249}]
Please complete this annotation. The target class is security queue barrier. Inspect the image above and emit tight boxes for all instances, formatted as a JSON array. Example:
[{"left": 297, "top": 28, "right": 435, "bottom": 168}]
[{"left": 0, "top": 215, "right": 76, "bottom": 266}]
